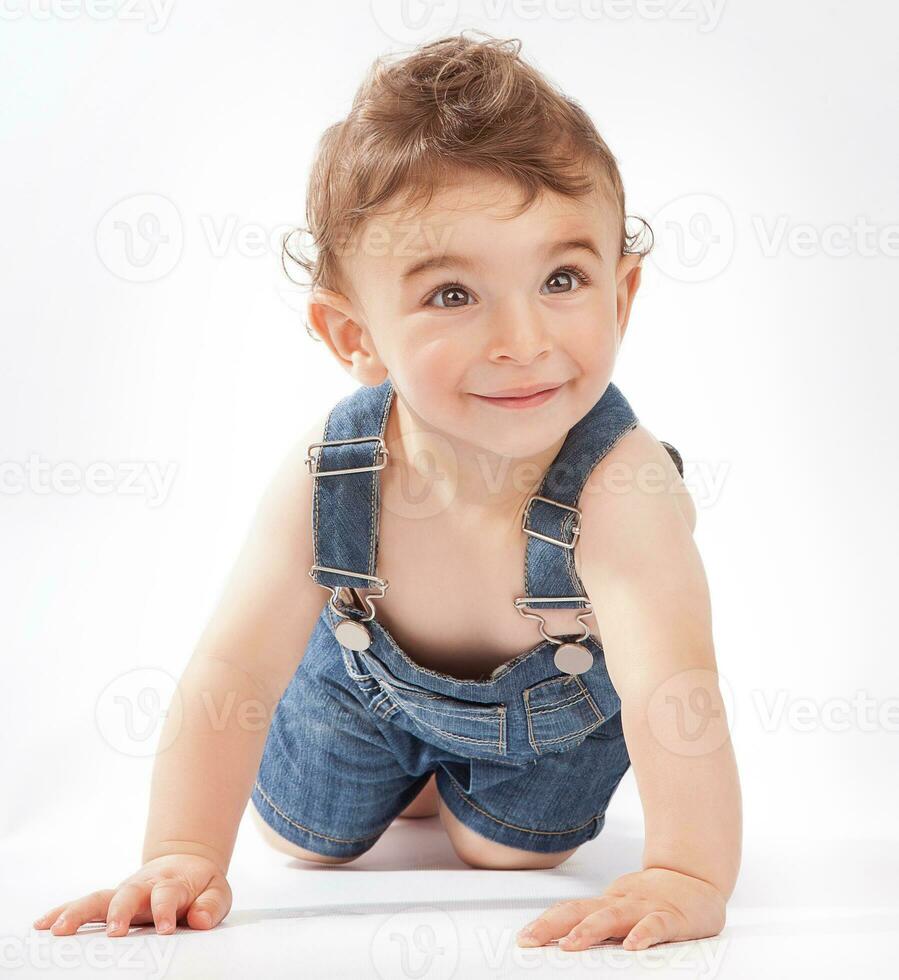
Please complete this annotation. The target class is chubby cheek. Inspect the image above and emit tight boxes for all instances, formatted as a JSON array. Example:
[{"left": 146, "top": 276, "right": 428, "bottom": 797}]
[
  {"left": 565, "top": 314, "right": 618, "bottom": 397},
  {"left": 388, "top": 336, "right": 468, "bottom": 414}
]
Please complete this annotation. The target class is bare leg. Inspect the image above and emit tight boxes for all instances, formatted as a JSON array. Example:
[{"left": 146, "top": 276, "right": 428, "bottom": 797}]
[
  {"left": 436, "top": 790, "right": 577, "bottom": 869},
  {"left": 396, "top": 773, "right": 439, "bottom": 819},
  {"left": 249, "top": 798, "right": 358, "bottom": 864}
]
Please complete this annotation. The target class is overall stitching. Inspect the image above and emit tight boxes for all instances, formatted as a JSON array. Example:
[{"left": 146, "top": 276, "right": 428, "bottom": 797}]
[
  {"left": 440, "top": 768, "right": 604, "bottom": 837},
  {"left": 523, "top": 672, "right": 581, "bottom": 699},
  {"left": 370, "top": 384, "right": 394, "bottom": 577},
  {"left": 525, "top": 675, "right": 605, "bottom": 712},
  {"left": 522, "top": 654, "right": 605, "bottom": 753},
  {"left": 522, "top": 410, "right": 640, "bottom": 605},
  {"left": 380, "top": 688, "right": 507, "bottom": 723},
  {"left": 530, "top": 693, "right": 590, "bottom": 713},
  {"left": 385, "top": 702, "right": 507, "bottom": 751},
  {"left": 340, "top": 649, "right": 378, "bottom": 687},
  {"left": 310, "top": 400, "right": 338, "bottom": 578},
  {"left": 368, "top": 690, "right": 394, "bottom": 717},
  {"left": 254, "top": 780, "right": 388, "bottom": 846}
]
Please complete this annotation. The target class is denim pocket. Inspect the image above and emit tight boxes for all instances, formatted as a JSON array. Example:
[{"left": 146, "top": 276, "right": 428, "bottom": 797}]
[
  {"left": 357, "top": 651, "right": 508, "bottom": 757},
  {"left": 522, "top": 673, "right": 606, "bottom": 754},
  {"left": 588, "top": 708, "right": 624, "bottom": 740}
]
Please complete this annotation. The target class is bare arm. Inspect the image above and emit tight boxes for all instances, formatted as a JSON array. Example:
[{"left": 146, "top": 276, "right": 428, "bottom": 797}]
[
  {"left": 141, "top": 415, "right": 330, "bottom": 874},
  {"left": 513, "top": 426, "right": 740, "bottom": 951},
  {"left": 579, "top": 426, "right": 742, "bottom": 898}
]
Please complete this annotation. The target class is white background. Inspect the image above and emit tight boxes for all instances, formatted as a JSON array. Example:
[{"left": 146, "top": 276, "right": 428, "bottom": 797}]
[{"left": 2, "top": 1, "right": 897, "bottom": 976}]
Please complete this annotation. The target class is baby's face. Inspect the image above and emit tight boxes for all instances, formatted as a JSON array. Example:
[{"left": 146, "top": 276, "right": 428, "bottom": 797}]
[{"left": 315, "top": 172, "right": 642, "bottom": 458}]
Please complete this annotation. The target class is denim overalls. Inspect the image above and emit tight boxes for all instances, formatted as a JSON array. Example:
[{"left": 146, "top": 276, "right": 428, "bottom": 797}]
[{"left": 251, "top": 378, "right": 683, "bottom": 858}]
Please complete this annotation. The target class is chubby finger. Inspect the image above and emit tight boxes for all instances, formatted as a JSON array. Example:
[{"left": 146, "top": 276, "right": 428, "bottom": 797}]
[
  {"left": 559, "top": 902, "right": 644, "bottom": 950},
  {"left": 106, "top": 881, "right": 154, "bottom": 936},
  {"left": 185, "top": 873, "right": 232, "bottom": 930},
  {"left": 623, "top": 909, "right": 683, "bottom": 950},
  {"left": 44, "top": 890, "right": 116, "bottom": 936},
  {"left": 33, "top": 904, "right": 68, "bottom": 930},
  {"left": 517, "top": 899, "right": 605, "bottom": 947},
  {"left": 149, "top": 877, "right": 192, "bottom": 934}
]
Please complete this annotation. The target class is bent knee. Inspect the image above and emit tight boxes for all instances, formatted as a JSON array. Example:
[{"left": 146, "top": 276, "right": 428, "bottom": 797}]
[
  {"left": 456, "top": 840, "right": 577, "bottom": 870},
  {"left": 437, "top": 794, "right": 576, "bottom": 869},
  {"left": 250, "top": 800, "right": 361, "bottom": 865}
]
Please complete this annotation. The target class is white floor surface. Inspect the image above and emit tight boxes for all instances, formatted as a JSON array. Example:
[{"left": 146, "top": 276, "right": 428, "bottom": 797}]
[{"left": 4, "top": 807, "right": 897, "bottom": 979}]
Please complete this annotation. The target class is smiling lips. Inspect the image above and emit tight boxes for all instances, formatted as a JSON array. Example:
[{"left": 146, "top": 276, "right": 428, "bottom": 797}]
[{"left": 472, "top": 382, "right": 565, "bottom": 409}]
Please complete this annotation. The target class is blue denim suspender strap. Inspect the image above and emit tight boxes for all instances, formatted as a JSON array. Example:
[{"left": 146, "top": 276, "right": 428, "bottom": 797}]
[
  {"left": 305, "top": 377, "right": 640, "bottom": 665},
  {"left": 515, "top": 381, "right": 639, "bottom": 666},
  {"left": 306, "top": 378, "right": 395, "bottom": 634}
]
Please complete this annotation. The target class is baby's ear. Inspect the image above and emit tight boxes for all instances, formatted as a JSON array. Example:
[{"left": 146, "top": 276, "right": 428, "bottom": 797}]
[
  {"left": 307, "top": 286, "right": 352, "bottom": 329},
  {"left": 615, "top": 252, "right": 643, "bottom": 341},
  {"left": 306, "top": 292, "right": 387, "bottom": 386},
  {"left": 615, "top": 249, "right": 643, "bottom": 282}
]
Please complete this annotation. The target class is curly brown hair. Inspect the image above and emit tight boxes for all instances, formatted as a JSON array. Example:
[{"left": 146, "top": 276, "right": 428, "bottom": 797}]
[{"left": 284, "top": 30, "right": 652, "bottom": 310}]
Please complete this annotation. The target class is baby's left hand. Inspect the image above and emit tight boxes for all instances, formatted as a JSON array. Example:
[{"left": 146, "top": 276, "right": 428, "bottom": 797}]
[{"left": 516, "top": 867, "right": 726, "bottom": 952}]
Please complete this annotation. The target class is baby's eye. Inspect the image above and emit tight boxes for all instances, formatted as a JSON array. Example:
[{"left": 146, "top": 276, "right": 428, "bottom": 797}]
[
  {"left": 423, "top": 265, "right": 592, "bottom": 309},
  {"left": 426, "top": 284, "right": 473, "bottom": 309},
  {"left": 542, "top": 265, "right": 592, "bottom": 294}
]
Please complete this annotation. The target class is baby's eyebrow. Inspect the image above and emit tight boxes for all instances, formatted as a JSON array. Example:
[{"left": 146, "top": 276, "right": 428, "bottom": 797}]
[{"left": 399, "top": 237, "right": 603, "bottom": 281}]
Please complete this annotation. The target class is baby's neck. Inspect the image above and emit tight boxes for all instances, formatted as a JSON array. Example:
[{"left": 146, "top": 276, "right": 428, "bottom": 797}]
[{"left": 384, "top": 392, "right": 566, "bottom": 526}]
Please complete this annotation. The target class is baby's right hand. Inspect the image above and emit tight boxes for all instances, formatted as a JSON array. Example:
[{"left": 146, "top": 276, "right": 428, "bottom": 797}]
[{"left": 32, "top": 853, "right": 232, "bottom": 937}]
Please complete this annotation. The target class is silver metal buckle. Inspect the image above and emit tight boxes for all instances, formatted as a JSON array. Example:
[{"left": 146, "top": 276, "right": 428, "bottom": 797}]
[
  {"left": 309, "top": 565, "right": 389, "bottom": 621},
  {"left": 513, "top": 595, "right": 593, "bottom": 645},
  {"left": 305, "top": 436, "right": 389, "bottom": 478},
  {"left": 521, "top": 495, "right": 582, "bottom": 549}
]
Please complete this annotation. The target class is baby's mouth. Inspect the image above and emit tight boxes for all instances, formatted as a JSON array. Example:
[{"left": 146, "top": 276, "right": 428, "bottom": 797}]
[{"left": 470, "top": 383, "right": 565, "bottom": 409}]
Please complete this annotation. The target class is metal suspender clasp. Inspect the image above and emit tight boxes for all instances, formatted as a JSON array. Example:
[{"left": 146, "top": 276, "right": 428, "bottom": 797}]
[
  {"left": 521, "top": 495, "right": 582, "bottom": 549},
  {"left": 512, "top": 596, "right": 594, "bottom": 645},
  {"left": 309, "top": 567, "right": 389, "bottom": 652},
  {"left": 514, "top": 596, "right": 597, "bottom": 675},
  {"left": 305, "top": 436, "right": 389, "bottom": 477},
  {"left": 308, "top": 566, "right": 389, "bottom": 621}
]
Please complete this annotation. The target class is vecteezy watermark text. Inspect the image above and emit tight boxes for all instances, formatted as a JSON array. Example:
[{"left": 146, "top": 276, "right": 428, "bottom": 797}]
[
  {"left": 0, "top": 455, "right": 177, "bottom": 508},
  {"left": 0, "top": 0, "right": 176, "bottom": 32}
]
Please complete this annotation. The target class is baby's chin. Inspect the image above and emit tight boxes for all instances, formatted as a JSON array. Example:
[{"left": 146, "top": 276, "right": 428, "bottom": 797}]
[
  {"left": 447, "top": 404, "right": 573, "bottom": 459},
  {"left": 398, "top": 380, "right": 581, "bottom": 450}
]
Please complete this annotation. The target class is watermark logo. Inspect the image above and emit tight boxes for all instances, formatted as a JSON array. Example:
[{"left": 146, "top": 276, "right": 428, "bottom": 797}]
[
  {"left": 199, "top": 214, "right": 299, "bottom": 261},
  {"left": 0, "top": 455, "right": 178, "bottom": 508},
  {"left": 95, "top": 667, "right": 182, "bottom": 757},
  {"left": 752, "top": 214, "right": 899, "bottom": 259},
  {"left": 649, "top": 193, "right": 736, "bottom": 283},
  {"left": 647, "top": 667, "right": 735, "bottom": 757},
  {"left": 479, "top": 0, "right": 727, "bottom": 32},
  {"left": 381, "top": 427, "right": 459, "bottom": 521},
  {"left": 374, "top": 435, "right": 728, "bottom": 521},
  {"left": 9, "top": 929, "right": 179, "bottom": 977},
  {"left": 753, "top": 688, "right": 899, "bottom": 733},
  {"left": 0, "top": 0, "right": 177, "bottom": 32},
  {"left": 370, "top": 906, "right": 459, "bottom": 980},
  {"left": 96, "top": 193, "right": 183, "bottom": 283}
]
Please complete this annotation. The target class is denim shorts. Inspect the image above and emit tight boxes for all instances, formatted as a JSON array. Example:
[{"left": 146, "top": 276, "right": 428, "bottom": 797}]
[
  {"left": 251, "top": 377, "right": 679, "bottom": 859},
  {"left": 251, "top": 602, "right": 631, "bottom": 858}
]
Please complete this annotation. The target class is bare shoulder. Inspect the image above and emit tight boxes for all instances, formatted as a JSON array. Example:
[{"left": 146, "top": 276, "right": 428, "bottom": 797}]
[
  {"left": 574, "top": 423, "right": 714, "bottom": 694},
  {"left": 583, "top": 421, "right": 695, "bottom": 529},
  {"left": 254, "top": 410, "right": 330, "bottom": 535},
  {"left": 574, "top": 422, "right": 697, "bottom": 582}
]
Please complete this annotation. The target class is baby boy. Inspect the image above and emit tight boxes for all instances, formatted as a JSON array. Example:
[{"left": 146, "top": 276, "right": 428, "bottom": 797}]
[{"left": 34, "top": 31, "right": 740, "bottom": 954}]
